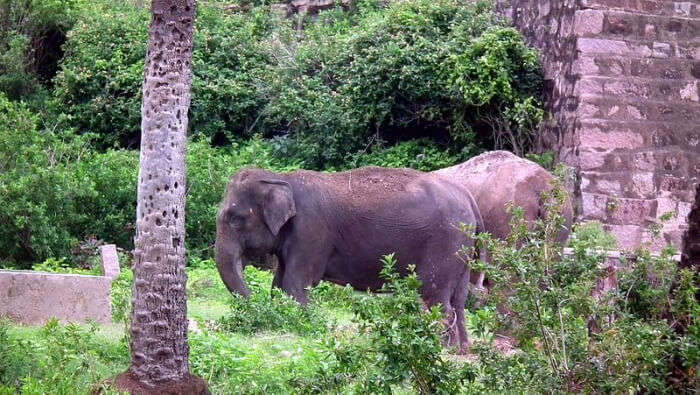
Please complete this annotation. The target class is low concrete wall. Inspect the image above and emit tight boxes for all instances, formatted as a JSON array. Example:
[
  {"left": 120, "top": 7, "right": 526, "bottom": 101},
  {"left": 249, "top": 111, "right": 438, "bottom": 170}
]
[
  {"left": 0, "top": 271, "right": 113, "bottom": 324},
  {"left": 0, "top": 244, "right": 121, "bottom": 325}
]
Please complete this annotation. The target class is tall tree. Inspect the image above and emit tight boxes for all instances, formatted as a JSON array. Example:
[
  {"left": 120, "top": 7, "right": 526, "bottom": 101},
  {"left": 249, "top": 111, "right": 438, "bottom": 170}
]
[{"left": 111, "top": 0, "right": 207, "bottom": 392}]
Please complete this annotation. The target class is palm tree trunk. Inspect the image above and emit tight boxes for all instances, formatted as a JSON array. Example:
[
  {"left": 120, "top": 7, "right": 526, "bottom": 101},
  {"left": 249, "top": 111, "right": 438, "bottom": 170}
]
[{"left": 109, "top": 0, "right": 207, "bottom": 392}]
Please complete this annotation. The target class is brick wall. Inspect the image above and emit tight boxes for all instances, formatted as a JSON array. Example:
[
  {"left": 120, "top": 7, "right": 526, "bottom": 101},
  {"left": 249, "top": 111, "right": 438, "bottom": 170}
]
[{"left": 500, "top": 0, "right": 699, "bottom": 250}]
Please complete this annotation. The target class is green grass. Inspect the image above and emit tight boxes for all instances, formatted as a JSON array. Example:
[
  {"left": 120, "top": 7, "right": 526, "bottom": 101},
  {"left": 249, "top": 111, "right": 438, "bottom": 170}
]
[{"left": 0, "top": 262, "right": 368, "bottom": 394}]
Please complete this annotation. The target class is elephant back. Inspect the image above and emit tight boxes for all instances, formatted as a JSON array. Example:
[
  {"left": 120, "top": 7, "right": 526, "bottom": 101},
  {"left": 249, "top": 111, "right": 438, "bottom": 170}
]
[{"left": 434, "top": 151, "right": 573, "bottom": 242}]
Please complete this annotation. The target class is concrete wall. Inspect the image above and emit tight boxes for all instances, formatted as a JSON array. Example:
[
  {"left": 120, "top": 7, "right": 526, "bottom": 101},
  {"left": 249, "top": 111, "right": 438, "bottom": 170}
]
[
  {"left": 0, "top": 244, "right": 120, "bottom": 325},
  {"left": 0, "top": 271, "right": 113, "bottom": 325},
  {"left": 499, "top": 0, "right": 699, "bottom": 250}
]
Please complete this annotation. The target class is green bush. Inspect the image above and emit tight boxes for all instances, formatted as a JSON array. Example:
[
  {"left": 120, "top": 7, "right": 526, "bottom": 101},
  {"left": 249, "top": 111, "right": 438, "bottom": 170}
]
[
  {"left": 217, "top": 266, "right": 331, "bottom": 336},
  {"left": 188, "top": 5, "right": 276, "bottom": 143},
  {"left": 0, "top": 94, "right": 94, "bottom": 264},
  {"left": 52, "top": 2, "right": 275, "bottom": 148},
  {"left": 301, "top": 255, "right": 468, "bottom": 394},
  {"left": 0, "top": 319, "right": 128, "bottom": 393},
  {"left": 0, "top": 92, "right": 137, "bottom": 266},
  {"left": 0, "top": 0, "right": 86, "bottom": 102},
  {"left": 264, "top": 0, "right": 542, "bottom": 168},
  {"left": 468, "top": 168, "right": 699, "bottom": 393},
  {"left": 49, "top": 0, "right": 542, "bottom": 166},
  {"left": 0, "top": 104, "right": 301, "bottom": 264},
  {"left": 341, "top": 138, "right": 460, "bottom": 171},
  {"left": 51, "top": 1, "right": 148, "bottom": 148},
  {"left": 0, "top": 32, "right": 39, "bottom": 100}
]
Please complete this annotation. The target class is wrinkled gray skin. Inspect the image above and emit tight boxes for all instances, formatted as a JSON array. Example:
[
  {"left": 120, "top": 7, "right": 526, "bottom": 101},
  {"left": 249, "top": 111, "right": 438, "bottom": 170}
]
[
  {"left": 215, "top": 166, "right": 486, "bottom": 352},
  {"left": 435, "top": 151, "right": 575, "bottom": 289}
]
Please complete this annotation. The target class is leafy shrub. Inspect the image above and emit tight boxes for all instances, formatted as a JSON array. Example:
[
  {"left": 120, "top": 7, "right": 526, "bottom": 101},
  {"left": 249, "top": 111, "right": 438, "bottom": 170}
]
[
  {"left": 469, "top": 167, "right": 698, "bottom": 393},
  {"left": 0, "top": 94, "right": 94, "bottom": 264},
  {"left": 51, "top": 1, "right": 148, "bottom": 148},
  {"left": 0, "top": 107, "right": 300, "bottom": 264},
  {"left": 301, "top": 255, "right": 468, "bottom": 394},
  {"left": 341, "top": 138, "right": 460, "bottom": 171},
  {"left": 0, "top": 319, "right": 34, "bottom": 391},
  {"left": 32, "top": 257, "right": 100, "bottom": 275},
  {"left": 264, "top": 0, "right": 542, "bottom": 168},
  {"left": 0, "top": 32, "right": 39, "bottom": 100},
  {"left": 111, "top": 268, "right": 134, "bottom": 324},
  {"left": 464, "top": 343, "right": 554, "bottom": 393},
  {"left": 0, "top": 319, "right": 128, "bottom": 393},
  {"left": 52, "top": 2, "right": 274, "bottom": 148},
  {"left": 0, "top": 0, "right": 86, "bottom": 102},
  {"left": 50, "top": 0, "right": 542, "bottom": 166},
  {"left": 217, "top": 266, "right": 331, "bottom": 336},
  {"left": 188, "top": 5, "right": 276, "bottom": 143}
]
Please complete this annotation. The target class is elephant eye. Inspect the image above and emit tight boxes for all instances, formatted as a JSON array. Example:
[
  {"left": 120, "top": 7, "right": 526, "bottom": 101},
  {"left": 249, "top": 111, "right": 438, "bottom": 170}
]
[{"left": 227, "top": 211, "right": 246, "bottom": 224}]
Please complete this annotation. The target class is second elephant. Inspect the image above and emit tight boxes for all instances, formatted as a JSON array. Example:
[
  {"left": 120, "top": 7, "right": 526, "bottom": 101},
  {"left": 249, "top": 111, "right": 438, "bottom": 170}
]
[{"left": 435, "top": 150, "right": 575, "bottom": 289}]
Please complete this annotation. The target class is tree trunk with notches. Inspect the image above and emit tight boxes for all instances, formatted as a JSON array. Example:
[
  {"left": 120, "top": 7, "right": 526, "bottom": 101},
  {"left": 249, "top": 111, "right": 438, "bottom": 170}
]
[{"left": 108, "top": 0, "right": 207, "bottom": 393}]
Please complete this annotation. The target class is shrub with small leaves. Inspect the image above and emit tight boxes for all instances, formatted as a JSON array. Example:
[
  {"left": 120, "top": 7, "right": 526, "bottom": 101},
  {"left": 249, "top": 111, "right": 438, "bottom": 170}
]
[
  {"left": 217, "top": 267, "right": 330, "bottom": 336},
  {"left": 301, "top": 254, "right": 468, "bottom": 394}
]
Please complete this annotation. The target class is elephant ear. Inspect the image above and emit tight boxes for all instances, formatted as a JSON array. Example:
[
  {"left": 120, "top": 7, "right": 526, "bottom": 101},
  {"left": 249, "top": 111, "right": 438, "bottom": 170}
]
[{"left": 260, "top": 179, "right": 296, "bottom": 236}]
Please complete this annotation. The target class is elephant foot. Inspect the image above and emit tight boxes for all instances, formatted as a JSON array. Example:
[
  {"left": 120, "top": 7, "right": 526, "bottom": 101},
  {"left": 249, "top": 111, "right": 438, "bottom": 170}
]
[
  {"left": 441, "top": 310, "right": 461, "bottom": 351},
  {"left": 457, "top": 342, "right": 471, "bottom": 355}
]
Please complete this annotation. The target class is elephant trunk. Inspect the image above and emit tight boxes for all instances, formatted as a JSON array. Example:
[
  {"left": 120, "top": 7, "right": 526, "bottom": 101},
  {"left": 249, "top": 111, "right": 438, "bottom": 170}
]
[{"left": 215, "top": 227, "right": 249, "bottom": 298}]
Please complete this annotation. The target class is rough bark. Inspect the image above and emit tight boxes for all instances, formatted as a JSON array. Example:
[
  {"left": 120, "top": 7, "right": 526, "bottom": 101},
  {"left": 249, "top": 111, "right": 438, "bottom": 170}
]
[{"left": 109, "top": 0, "right": 207, "bottom": 393}]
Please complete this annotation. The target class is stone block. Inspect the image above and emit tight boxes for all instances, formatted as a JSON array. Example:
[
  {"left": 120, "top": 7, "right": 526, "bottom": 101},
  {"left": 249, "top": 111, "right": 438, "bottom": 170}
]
[
  {"left": 677, "top": 200, "right": 693, "bottom": 221},
  {"left": 659, "top": 175, "right": 696, "bottom": 200},
  {"left": 578, "top": 38, "right": 653, "bottom": 56},
  {"left": 100, "top": 244, "right": 121, "bottom": 280},
  {"left": 652, "top": 42, "right": 673, "bottom": 58},
  {"left": 633, "top": 151, "right": 657, "bottom": 171},
  {"left": 607, "top": 197, "right": 657, "bottom": 225},
  {"left": 579, "top": 148, "right": 606, "bottom": 170},
  {"left": 605, "top": 224, "right": 646, "bottom": 251},
  {"left": 680, "top": 81, "right": 699, "bottom": 102},
  {"left": 605, "top": 14, "right": 633, "bottom": 36},
  {"left": 0, "top": 271, "right": 112, "bottom": 325},
  {"left": 575, "top": 9, "right": 605, "bottom": 35},
  {"left": 578, "top": 125, "right": 644, "bottom": 150},
  {"left": 597, "top": 178, "right": 624, "bottom": 195},
  {"left": 632, "top": 172, "right": 656, "bottom": 197},
  {"left": 581, "top": 192, "right": 609, "bottom": 219},
  {"left": 656, "top": 197, "right": 679, "bottom": 219}
]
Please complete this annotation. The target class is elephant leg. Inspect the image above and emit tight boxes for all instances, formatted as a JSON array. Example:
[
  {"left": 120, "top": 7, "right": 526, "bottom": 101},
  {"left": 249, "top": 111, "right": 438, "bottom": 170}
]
[
  {"left": 474, "top": 270, "right": 486, "bottom": 291},
  {"left": 281, "top": 272, "right": 309, "bottom": 305},
  {"left": 278, "top": 251, "right": 326, "bottom": 306},
  {"left": 421, "top": 282, "right": 460, "bottom": 350},
  {"left": 450, "top": 268, "right": 471, "bottom": 354},
  {"left": 271, "top": 256, "right": 285, "bottom": 295}
]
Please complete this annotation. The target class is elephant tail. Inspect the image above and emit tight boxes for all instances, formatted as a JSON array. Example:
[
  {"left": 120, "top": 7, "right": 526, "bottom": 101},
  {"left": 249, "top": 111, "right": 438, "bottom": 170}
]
[{"left": 464, "top": 187, "right": 489, "bottom": 291}]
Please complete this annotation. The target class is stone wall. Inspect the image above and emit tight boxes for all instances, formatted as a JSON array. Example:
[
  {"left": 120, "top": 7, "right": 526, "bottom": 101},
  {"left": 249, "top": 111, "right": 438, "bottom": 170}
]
[
  {"left": 500, "top": 0, "right": 699, "bottom": 250},
  {"left": 0, "top": 245, "right": 120, "bottom": 325}
]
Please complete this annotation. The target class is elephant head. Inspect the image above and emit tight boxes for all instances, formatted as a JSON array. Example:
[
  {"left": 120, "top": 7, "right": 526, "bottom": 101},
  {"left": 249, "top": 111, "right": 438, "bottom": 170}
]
[{"left": 215, "top": 169, "right": 296, "bottom": 297}]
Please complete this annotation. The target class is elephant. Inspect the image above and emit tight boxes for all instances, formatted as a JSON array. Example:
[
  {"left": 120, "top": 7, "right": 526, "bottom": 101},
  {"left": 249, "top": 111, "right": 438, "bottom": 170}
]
[
  {"left": 434, "top": 150, "right": 574, "bottom": 290},
  {"left": 215, "top": 166, "right": 486, "bottom": 352}
]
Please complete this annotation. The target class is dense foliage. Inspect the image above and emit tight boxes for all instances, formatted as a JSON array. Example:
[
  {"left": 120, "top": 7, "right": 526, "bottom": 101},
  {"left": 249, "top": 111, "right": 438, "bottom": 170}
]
[
  {"left": 0, "top": 0, "right": 546, "bottom": 265},
  {"left": 466, "top": 171, "right": 698, "bottom": 392},
  {"left": 1, "top": 201, "right": 696, "bottom": 393},
  {"left": 8, "top": 0, "right": 542, "bottom": 155}
]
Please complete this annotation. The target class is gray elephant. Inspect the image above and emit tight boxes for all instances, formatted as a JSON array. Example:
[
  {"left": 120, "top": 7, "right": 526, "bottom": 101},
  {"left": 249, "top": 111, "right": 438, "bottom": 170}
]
[
  {"left": 215, "top": 166, "right": 486, "bottom": 352},
  {"left": 435, "top": 150, "right": 574, "bottom": 289}
]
